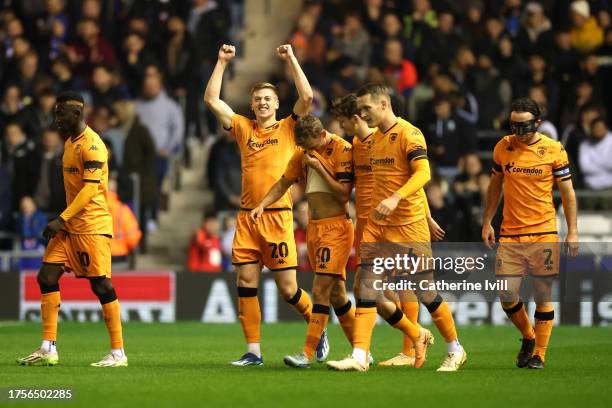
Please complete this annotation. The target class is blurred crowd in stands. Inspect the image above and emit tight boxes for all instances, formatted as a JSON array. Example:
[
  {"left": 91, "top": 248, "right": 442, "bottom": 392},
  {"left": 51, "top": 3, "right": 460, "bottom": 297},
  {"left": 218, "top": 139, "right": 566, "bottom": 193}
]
[
  {"left": 0, "top": 0, "right": 242, "bottom": 268},
  {"left": 0, "top": 0, "right": 609, "bottom": 272}
]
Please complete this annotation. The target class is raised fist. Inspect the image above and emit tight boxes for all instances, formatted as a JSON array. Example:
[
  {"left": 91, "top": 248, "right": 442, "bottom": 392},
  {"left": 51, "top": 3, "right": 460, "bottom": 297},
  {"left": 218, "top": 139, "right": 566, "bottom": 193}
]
[{"left": 218, "top": 44, "right": 236, "bottom": 62}]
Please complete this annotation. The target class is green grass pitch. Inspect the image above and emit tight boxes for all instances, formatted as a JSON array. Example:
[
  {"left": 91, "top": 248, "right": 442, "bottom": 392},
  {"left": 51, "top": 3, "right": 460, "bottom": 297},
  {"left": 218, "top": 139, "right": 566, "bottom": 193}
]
[{"left": 1, "top": 322, "right": 611, "bottom": 408}]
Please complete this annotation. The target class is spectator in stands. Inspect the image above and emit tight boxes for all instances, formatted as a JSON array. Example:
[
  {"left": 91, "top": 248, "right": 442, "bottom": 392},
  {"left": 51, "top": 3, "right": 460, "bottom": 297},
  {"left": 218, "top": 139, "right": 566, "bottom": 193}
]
[
  {"left": 18, "top": 195, "right": 47, "bottom": 249},
  {"left": 17, "top": 195, "right": 47, "bottom": 270},
  {"left": 32, "top": 127, "right": 64, "bottom": 217},
  {"left": 208, "top": 129, "right": 241, "bottom": 213},
  {"left": 461, "top": 1, "right": 486, "bottom": 46},
  {"left": 135, "top": 65, "right": 184, "bottom": 205},
  {"left": 579, "top": 117, "right": 612, "bottom": 191},
  {"left": 120, "top": 32, "right": 157, "bottom": 97},
  {"left": 111, "top": 99, "right": 158, "bottom": 250},
  {"left": 187, "top": 212, "right": 222, "bottom": 273},
  {"left": 515, "top": 1, "right": 554, "bottom": 58},
  {"left": 0, "top": 122, "right": 36, "bottom": 211},
  {"left": 19, "top": 88, "right": 56, "bottom": 145},
  {"left": 37, "top": 0, "right": 69, "bottom": 62},
  {"left": 401, "top": 0, "right": 437, "bottom": 53},
  {"left": 380, "top": 38, "right": 418, "bottom": 98},
  {"left": 290, "top": 13, "right": 326, "bottom": 67},
  {"left": 11, "top": 51, "right": 48, "bottom": 100},
  {"left": 425, "top": 180, "right": 464, "bottom": 242},
  {"left": 50, "top": 56, "right": 87, "bottom": 94},
  {"left": 516, "top": 54, "right": 559, "bottom": 119},
  {"left": 332, "top": 13, "right": 371, "bottom": 78},
  {"left": 419, "top": 11, "right": 462, "bottom": 70},
  {"left": 453, "top": 153, "right": 490, "bottom": 241},
  {"left": 163, "top": 15, "right": 201, "bottom": 138},
  {"left": 473, "top": 52, "right": 511, "bottom": 130},
  {"left": 67, "top": 18, "right": 116, "bottom": 82},
  {"left": 0, "top": 85, "right": 24, "bottom": 133},
  {"left": 569, "top": 1, "right": 604, "bottom": 54},
  {"left": 107, "top": 178, "right": 142, "bottom": 265},
  {"left": 425, "top": 95, "right": 477, "bottom": 173},
  {"left": 529, "top": 84, "right": 558, "bottom": 140},
  {"left": 0, "top": 164, "right": 12, "bottom": 235},
  {"left": 91, "top": 64, "right": 128, "bottom": 109}
]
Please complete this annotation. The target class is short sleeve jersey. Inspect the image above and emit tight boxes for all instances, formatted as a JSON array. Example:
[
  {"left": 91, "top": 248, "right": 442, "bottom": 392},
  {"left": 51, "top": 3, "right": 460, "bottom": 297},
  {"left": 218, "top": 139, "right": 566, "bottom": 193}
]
[
  {"left": 283, "top": 133, "right": 354, "bottom": 189},
  {"left": 230, "top": 114, "right": 299, "bottom": 209},
  {"left": 491, "top": 133, "right": 571, "bottom": 236}
]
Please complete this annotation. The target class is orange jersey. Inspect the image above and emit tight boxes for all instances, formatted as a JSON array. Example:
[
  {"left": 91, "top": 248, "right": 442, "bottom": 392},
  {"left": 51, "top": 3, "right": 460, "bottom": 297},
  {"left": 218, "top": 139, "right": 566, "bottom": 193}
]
[
  {"left": 491, "top": 133, "right": 571, "bottom": 236},
  {"left": 230, "top": 114, "right": 299, "bottom": 209},
  {"left": 62, "top": 126, "right": 112, "bottom": 235},
  {"left": 353, "top": 133, "right": 375, "bottom": 219},
  {"left": 283, "top": 132, "right": 353, "bottom": 187},
  {"left": 369, "top": 118, "right": 428, "bottom": 226}
]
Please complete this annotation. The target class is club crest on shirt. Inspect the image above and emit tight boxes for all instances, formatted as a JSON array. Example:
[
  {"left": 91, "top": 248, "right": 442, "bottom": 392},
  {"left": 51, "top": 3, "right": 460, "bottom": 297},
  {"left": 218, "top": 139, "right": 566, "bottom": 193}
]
[
  {"left": 75, "top": 144, "right": 81, "bottom": 155},
  {"left": 537, "top": 146, "right": 546, "bottom": 157},
  {"left": 326, "top": 147, "right": 333, "bottom": 156},
  {"left": 390, "top": 133, "right": 398, "bottom": 142}
]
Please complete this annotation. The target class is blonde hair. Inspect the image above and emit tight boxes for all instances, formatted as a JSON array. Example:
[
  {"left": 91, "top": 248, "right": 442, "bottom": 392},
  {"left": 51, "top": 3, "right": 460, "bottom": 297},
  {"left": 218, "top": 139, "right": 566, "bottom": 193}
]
[{"left": 250, "top": 82, "right": 278, "bottom": 96}]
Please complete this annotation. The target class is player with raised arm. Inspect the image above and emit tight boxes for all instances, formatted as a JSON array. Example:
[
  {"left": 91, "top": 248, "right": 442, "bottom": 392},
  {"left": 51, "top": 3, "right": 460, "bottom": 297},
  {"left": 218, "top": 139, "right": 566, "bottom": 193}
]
[
  {"left": 327, "top": 84, "right": 466, "bottom": 372},
  {"left": 204, "top": 44, "right": 328, "bottom": 366},
  {"left": 482, "top": 97, "right": 579, "bottom": 369},
  {"left": 251, "top": 115, "right": 355, "bottom": 368},
  {"left": 17, "top": 92, "right": 126, "bottom": 368},
  {"left": 332, "top": 94, "right": 445, "bottom": 367}
]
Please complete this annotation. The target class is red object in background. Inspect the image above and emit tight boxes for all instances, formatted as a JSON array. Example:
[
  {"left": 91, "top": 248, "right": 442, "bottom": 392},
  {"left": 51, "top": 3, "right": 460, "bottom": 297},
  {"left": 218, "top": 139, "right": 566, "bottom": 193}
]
[
  {"left": 23, "top": 272, "right": 173, "bottom": 301},
  {"left": 187, "top": 229, "right": 222, "bottom": 272},
  {"left": 294, "top": 227, "right": 310, "bottom": 272}
]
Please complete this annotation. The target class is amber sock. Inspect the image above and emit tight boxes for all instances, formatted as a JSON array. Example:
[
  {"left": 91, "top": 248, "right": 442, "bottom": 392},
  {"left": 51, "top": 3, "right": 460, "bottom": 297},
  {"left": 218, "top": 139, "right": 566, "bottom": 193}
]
[
  {"left": 352, "top": 300, "right": 378, "bottom": 353},
  {"left": 237, "top": 287, "right": 261, "bottom": 348},
  {"left": 426, "top": 295, "right": 457, "bottom": 342},
  {"left": 385, "top": 306, "right": 419, "bottom": 342},
  {"left": 101, "top": 299, "right": 124, "bottom": 349},
  {"left": 303, "top": 304, "right": 330, "bottom": 359},
  {"left": 502, "top": 301, "right": 535, "bottom": 340},
  {"left": 41, "top": 291, "right": 61, "bottom": 342},
  {"left": 287, "top": 288, "right": 313, "bottom": 322},
  {"left": 334, "top": 300, "right": 355, "bottom": 345},
  {"left": 400, "top": 301, "right": 419, "bottom": 355},
  {"left": 534, "top": 305, "right": 554, "bottom": 361}
]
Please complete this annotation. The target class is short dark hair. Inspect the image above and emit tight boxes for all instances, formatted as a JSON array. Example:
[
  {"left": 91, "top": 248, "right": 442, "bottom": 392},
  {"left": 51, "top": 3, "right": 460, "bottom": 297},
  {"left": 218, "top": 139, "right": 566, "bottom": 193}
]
[
  {"left": 57, "top": 91, "right": 85, "bottom": 105},
  {"left": 356, "top": 83, "right": 390, "bottom": 100},
  {"left": 331, "top": 94, "right": 359, "bottom": 118},
  {"left": 510, "top": 97, "right": 540, "bottom": 119},
  {"left": 294, "top": 115, "right": 324, "bottom": 145}
]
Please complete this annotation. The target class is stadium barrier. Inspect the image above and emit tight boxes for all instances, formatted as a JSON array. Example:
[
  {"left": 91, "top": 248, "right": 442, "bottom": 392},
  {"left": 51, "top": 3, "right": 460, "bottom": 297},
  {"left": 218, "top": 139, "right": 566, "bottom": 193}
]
[{"left": 1, "top": 262, "right": 611, "bottom": 325}]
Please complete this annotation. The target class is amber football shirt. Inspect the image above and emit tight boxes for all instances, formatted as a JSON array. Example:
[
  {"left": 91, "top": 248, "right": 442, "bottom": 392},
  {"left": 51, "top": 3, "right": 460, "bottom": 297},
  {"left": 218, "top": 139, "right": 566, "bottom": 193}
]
[
  {"left": 62, "top": 126, "right": 113, "bottom": 235},
  {"left": 369, "top": 118, "right": 428, "bottom": 226},
  {"left": 230, "top": 114, "right": 299, "bottom": 209},
  {"left": 491, "top": 133, "right": 571, "bottom": 236}
]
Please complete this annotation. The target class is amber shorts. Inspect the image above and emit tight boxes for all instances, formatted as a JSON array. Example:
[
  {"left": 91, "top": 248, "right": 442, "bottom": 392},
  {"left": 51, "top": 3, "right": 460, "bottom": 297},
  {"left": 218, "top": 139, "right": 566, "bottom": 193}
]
[
  {"left": 232, "top": 210, "right": 298, "bottom": 271},
  {"left": 496, "top": 233, "right": 560, "bottom": 277},
  {"left": 307, "top": 214, "right": 354, "bottom": 279},
  {"left": 360, "top": 217, "right": 432, "bottom": 274},
  {"left": 43, "top": 230, "right": 112, "bottom": 278}
]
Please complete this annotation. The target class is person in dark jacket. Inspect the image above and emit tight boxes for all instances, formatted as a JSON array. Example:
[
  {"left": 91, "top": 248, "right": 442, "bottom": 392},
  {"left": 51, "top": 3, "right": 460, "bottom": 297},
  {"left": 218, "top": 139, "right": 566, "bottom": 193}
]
[
  {"left": 113, "top": 99, "right": 158, "bottom": 251},
  {"left": 32, "top": 127, "right": 64, "bottom": 217}
]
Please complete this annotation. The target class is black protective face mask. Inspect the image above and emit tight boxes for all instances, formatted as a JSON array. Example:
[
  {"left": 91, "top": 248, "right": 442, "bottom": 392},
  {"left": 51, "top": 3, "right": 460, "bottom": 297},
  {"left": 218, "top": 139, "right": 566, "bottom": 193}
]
[{"left": 510, "top": 119, "right": 538, "bottom": 136}]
